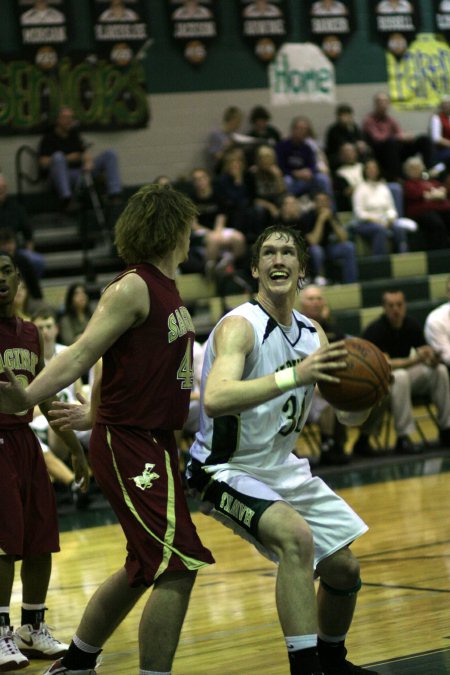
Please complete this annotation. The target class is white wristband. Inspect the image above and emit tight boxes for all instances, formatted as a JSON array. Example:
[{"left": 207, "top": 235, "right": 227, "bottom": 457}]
[{"left": 275, "top": 367, "right": 297, "bottom": 392}]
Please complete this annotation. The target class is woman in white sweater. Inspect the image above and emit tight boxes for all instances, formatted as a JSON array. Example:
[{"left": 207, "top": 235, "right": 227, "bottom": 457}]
[{"left": 352, "top": 158, "right": 413, "bottom": 254}]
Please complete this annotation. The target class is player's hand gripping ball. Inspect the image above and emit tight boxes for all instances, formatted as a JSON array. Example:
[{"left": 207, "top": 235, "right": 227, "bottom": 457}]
[{"left": 318, "top": 337, "right": 391, "bottom": 411}]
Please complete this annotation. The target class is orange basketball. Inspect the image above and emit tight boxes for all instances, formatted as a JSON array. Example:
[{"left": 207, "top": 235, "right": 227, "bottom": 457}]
[{"left": 318, "top": 337, "right": 391, "bottom": 412}]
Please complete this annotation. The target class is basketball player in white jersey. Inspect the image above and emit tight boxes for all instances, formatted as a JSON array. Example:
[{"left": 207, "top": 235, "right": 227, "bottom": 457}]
[{"left": 187, "top": 225, "right": 379, "bottom": 675}]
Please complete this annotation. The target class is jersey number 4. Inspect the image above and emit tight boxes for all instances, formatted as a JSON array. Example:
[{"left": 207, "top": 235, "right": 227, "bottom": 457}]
[{"left": 177, "top": 338, "right": 194, "bottom": 390}]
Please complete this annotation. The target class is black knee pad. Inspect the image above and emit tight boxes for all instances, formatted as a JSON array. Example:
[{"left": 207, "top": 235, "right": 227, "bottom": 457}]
[{"left": 320, "top": 578, "right": 362, "bottom": 596}]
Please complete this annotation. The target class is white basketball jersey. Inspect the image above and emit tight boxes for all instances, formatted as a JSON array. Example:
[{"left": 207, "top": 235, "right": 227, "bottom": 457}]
[{"left": 190, "top": 301, "right": 321, "bottom": 472}]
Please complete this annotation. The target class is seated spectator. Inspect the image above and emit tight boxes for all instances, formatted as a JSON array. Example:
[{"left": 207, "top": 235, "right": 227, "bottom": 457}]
[
  {"left": 302, "top": 116, "right": 331, "bottom": 178},
  {"left": 298, "top": 191, "right": 358, "bottom": 284},
  {"left": 429, "top": 96, "right": 450, "bottom": 172},
  {"left": 276, "top": 115, "right": 334, "bottom": 201},
  {"left": 58, "top": 282, "right": 92, "bottom": 345},
  {"left": 325, "top": 103, "right": 370, "bottom": 171},
  {"left": 12, "top": 278, "right": 38, "bottom": 320},
  {"left": 424, "top": 275, "right": 450, "bottom": 371},
  {"left": 354, "top": 289, "right": 450, "bottom": 455},
  {"left": 38, "top": 106, "right": 122, "bottom": 212},
  {"left": 0, "top": 227, "right": 43, "bottom": 301},
  {"left": 245, "top": 105, "right": 281, "bottom": 165},
  {"left": 187, "top": 167, "right": 247, "bottom": 275},
  {"left": 30, "top": 307, "right": 91, "bottom": 508},
  {"left": 245, "top": 144, "right": 286, "bottom": 222},
  {"left": 351, "top": 159, "right": 414, "bottom": 255},
  {"left": 216, "top": 149, "right": 269, "bottom": 243},
  {"left": 402, "top": 156, "right": 450, "bottom": 250},
  {"left": 0, "top": 174, "right": 45, "bottom": 277},
  {"left": 299, "top": 284, "right": 349, "bottom": 465},
  {"left": 362, "top": 92, "right": 431, "bottom": 181},
  {"left": 206, "top": 106, "right": 247, "bottom": 174},
  {"left": 278, "top": 193, "right": 311, "bottom": 228},
  {"left": 333, "top": 143, "right": 403, "bottom": 216}
]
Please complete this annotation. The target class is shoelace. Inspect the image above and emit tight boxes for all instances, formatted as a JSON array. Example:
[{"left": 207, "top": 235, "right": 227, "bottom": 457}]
[{"left": 0, "top": 633, "right": 21, "bottom": 655}]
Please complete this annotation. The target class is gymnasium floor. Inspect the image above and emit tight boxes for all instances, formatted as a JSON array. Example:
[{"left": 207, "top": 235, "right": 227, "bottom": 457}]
[{"left": 18, "top": 447, "right": 450, "bottom": 674}]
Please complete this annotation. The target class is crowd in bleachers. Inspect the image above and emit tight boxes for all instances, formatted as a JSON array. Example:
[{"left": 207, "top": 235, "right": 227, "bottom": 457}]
[
  {"left": 166, "top": 93, "right": 450, "bottom": 290},
  {"left": 1, "top": 93, "right": 450, "bottom": 498}
]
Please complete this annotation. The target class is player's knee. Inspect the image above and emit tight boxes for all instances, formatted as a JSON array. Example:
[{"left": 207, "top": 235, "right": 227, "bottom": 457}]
[{"left": 317, "top": 547, "right": 360, "bottom": 588}]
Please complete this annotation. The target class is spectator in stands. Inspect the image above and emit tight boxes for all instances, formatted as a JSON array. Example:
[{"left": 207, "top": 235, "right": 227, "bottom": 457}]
[
  {"left": 58, "top": 282, "right": 92, "bottom": 346},
  {"left": 424, "top": 276, "right": 450, "bottom": 371},
  {"left": 246, "top": 144, "right": 286, "bottom": 223},
  {"left": 402, "top": 156, "right": 450, "bottom": 250},
  {"left": 30, "top": 307, "right": 91, "bottom": 509},
  {"left": 299, "top": 285, "right": 350, "bottom": 465},
  {"left": 333, "top": 143, "right": 404, "bottom": 216},
  {"left": 429, "top": 96, "right": 450, "bottom": 172},
  {"left": 206, "top": 106, "right": 245, "bottom": 174},
  {"left": 12, "top": 279, "right": 34, "bottom": 320},
  {"left": 246, "top": 105, "right": 281, "bottom": 149},
  {"left": 0, "top": 174, "right": 45, "bottom": 277},
  {"left": 216, "top": 148, "right": 269, "bottom": 244},
  {"left": 0, "top": 227, "right": 43, "bottom": 301},
  {"left": 354, "top": 289, "right": 450, "bottom": 456},
  {"left": 351, "top": 159, "right": 413, "bottom": 255},
  {"left": 298, "top": 191, "right": 358, "bottom": 284},
  {"left": 188, "top": 167, "right": 247, "bottom": 276},
  {"left": 38, "top": 106, "right": 122, "bottom": 212},
  {"left": 325, "top": 103, "right": 369, "bottom": 171},
  {"left": 276, "top": 115, "right": 334, "bottom": 201},
  {"left": 362, "top": 92, "right": 431, "bottom": 181}
]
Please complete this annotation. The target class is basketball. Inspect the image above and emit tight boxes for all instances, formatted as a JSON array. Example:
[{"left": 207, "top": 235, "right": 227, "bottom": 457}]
[{"left": 318, "top": 337, "right": 391, "bottom": 412}]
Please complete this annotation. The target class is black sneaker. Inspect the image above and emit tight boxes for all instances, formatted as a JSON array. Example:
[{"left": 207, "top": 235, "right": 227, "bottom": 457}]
[
  {"left": 394, "top": 435, "right": 423, "bottom": 455},
  {"left": 319, "top": 641, "right": 379, "bottom": 674},
  {"left": 439, "top": 427, "right": 450, "bottom": 448},
  {"left": 70, "top": 481, "right": 92, "bottom": 510},
  {"left": 352, "top": 435, "right": 378, "bottom": 457}
]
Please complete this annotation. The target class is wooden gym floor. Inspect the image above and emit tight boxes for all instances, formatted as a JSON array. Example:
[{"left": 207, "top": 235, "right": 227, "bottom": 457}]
[{"left": 13, "top": 448, "right": 450, "bottom": 674}]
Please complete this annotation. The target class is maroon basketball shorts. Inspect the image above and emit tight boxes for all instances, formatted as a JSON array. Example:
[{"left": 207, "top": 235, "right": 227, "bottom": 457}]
[
  {"left": 89, "top": 423, "right": 214, "bottom": 586},
  {"left": 0, "top": 426, "right": 60, "bottom": 557}
]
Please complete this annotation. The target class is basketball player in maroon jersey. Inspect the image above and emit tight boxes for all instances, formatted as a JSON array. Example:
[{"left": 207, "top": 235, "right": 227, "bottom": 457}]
[
  {"left": 0, "top": 253, "right": 90, "bottom": 672},
  {"left": 0, "top": 185, "right": 214, "bottom": 675}
]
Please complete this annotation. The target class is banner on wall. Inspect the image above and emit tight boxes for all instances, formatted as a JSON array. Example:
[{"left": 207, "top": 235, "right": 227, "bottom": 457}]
[
  {"left": 168, "top": 0, "right": 218, "bottom": 65},
  {"left": 17, "top": 0, "right": 70, "bottom": 70},
  {"left": 0, "top": 56, "right": 150, "bottom": 134},
  {"left": 269, "top": 42, "right": 335, "bottom": 105},
  {"left": 434, "top": 0, "right": 450, "bottom": 40},
  {"left": 92, "top": 0, "right": 150, "bottom": 67},
  {"left": 371, "top": 0, "right": 420, "bottom": 58},
  {"left": 238, "top": 0, "right": 288, "bottom": 62},
  {"left": 387, "top": 33, "right": 450, "bottom": 109},
  {"left": 305, "top": 0, "right": 356, "bottom": 61}
]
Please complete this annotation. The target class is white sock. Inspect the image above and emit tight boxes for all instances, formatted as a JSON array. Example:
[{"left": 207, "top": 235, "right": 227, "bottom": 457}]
[
  {"left": 21, "top": 603, "right": 45, "bottom": 610},
  {"left": 73, "top": 634, "right": 101, "bottom": 653},
  {"left": 285, "top": 634, "right": 318, "bottom": 651}
]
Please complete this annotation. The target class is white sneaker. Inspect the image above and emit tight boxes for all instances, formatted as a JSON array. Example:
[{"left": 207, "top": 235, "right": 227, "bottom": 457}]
[
  {"left": 0, "top": 625, "right": 29, "bottom": 671},
  {"left": 313, "top": 275, "right": 329, "bottom": 286},
  {"left": 42, "top": 658, "right": 97, "bottom": 674},
  {"left": 14, "top": 623, "right": 68, "bottom": 658}
]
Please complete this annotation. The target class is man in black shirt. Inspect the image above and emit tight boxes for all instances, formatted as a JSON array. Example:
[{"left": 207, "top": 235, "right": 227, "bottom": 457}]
[
  {"left": 38, "top": 107, "right": 122, "bottom": 211},
  {"left": 354, "top": 289, "right": 450, "bottom": 454},
  {"left": 325, "top": 104, "right": 369, "bottom": 171}
]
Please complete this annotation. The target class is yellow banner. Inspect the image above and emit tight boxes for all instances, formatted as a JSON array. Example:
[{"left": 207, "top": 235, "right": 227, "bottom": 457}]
[{"left": 387, "top": 33, "right": 450, "bottom": 110}]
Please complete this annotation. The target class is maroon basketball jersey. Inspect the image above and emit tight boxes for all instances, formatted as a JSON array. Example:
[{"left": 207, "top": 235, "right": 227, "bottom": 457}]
[
  {"left": 96, "top": 263, "right": 195, "bottom": 430},
  {"left": 0, "top": 317, "right": 40, "bottom": 428}
]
